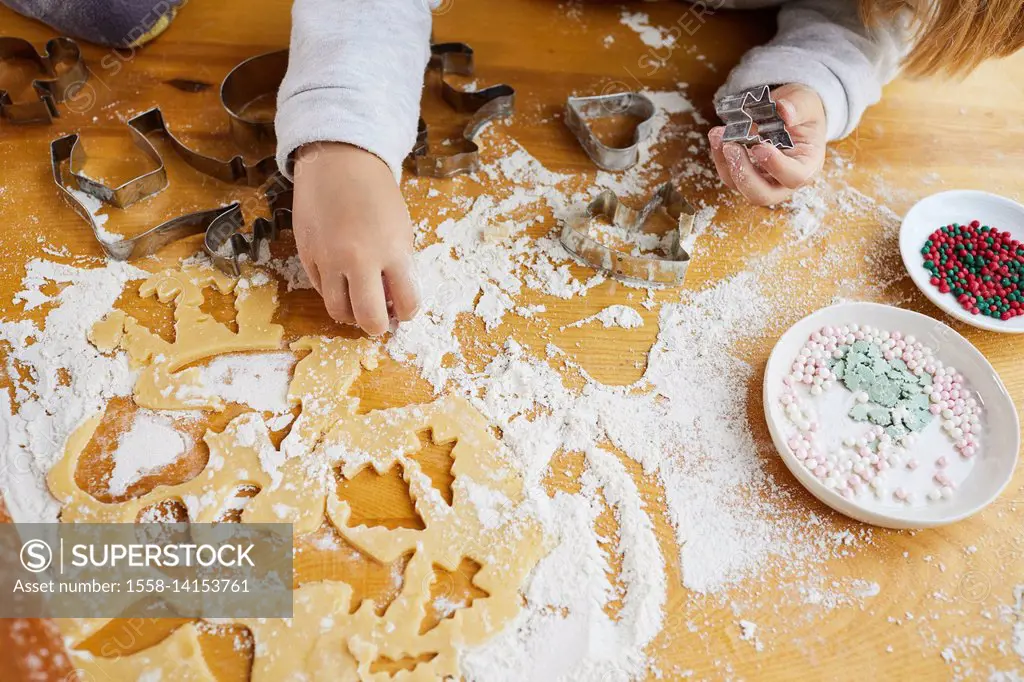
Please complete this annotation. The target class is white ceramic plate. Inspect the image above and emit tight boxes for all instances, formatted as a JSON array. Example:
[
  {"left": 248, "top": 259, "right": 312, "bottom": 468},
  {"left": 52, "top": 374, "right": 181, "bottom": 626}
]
[
  {"left": 900, "top": 189, "right": 1024, "bottom": 334},
  {"left": 764, "top": 302, "right": 1019, "bottom": 528}
]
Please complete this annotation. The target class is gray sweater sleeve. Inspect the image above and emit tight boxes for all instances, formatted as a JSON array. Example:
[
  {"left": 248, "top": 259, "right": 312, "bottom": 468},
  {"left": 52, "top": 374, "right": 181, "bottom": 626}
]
[
  {"left": 720, "top": 0, "right": 908, "bottom": 141},
  {"left": 275, "top": 0, "right": 433, "bottom": 181}
]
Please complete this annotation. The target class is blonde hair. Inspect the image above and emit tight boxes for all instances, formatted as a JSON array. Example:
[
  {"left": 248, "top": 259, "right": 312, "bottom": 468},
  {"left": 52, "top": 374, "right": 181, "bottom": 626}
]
[{"left": 861, "top": 0, "right": 1024, "bottom": 76}]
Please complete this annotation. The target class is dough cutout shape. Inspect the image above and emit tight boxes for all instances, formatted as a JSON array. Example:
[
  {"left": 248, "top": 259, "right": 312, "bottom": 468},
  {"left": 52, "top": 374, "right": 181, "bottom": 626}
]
[{"left": 53, "top": 263, "right": 549, "bottom": 681}]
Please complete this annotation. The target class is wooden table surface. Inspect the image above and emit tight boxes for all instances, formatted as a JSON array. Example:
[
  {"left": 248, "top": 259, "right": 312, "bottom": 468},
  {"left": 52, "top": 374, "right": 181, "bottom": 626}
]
[{"left": 1, "top": 1, "right": 1023, "bottom": 680}]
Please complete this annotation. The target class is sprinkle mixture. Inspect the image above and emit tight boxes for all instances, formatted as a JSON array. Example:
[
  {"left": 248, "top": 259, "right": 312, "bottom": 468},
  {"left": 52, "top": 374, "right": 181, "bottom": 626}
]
[
  {"left": 921, "top": 219, "right": 1024, "bottom": 320},
  {"left": 779, "top": 325, "right": 983, "bottom": 505}
]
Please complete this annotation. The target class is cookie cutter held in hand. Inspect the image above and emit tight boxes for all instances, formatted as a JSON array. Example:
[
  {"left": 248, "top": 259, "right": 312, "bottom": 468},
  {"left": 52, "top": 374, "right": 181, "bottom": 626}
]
[
  {"left": 0, "top": 36, "right": 88, "bottom": 124},
  {"left": 50, "top": 49, "right": 291, "bottom": 272},
  {"left": 715, "top": 85, "right": 793, "bottom": 149},
  {"left": 564, "top": 92, "right": 655, "bottom": 171},
  {"left": 560, "top": 183, "right": 697, "bottom": 287},
  {"left": 407, "top": 42, "right": 516, "bottom": 178}
]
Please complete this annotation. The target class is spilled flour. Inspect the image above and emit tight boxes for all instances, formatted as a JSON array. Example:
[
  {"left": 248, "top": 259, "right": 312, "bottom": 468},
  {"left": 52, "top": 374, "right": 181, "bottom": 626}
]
[
  {"left": 107, "top": 410, "right": 191, "bottom": 496},
  {"left": 1, "top": 82, "right": 1016, "bottom": 680},
  {"left": 563, "top": 304, "right": 644, "bottom": 330},
  {"left": 619, "top": 11, "right": 676, "bottom": 50},
  {"left": 197, "top": 352, "right": 297, "bottom": 414}
]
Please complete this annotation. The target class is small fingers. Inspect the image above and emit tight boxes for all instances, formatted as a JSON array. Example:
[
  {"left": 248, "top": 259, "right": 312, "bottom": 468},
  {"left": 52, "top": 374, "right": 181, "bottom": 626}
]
[
  {"left": 775, "top": 90, "right": 821, "bottom": 128},
  {"left": 750, "top": 143, "right": 815, "bottom": 190},
  {"left": 300, "top": 254, "right": 322, "bottom": 294},
  {"left": 723, "top": 143, "right": 791, "bottom": 206},
  {"left": 323, "top": 274, "right": 355, "bottom": 325},
  {"left": 383, "top": 260, "right": 421, "bottom": 322},
  {"left": 708, "top": 127, "right": 737, "bottom": 190},
  {"left": 348, "top": 268, "right": 390, "bottom": 336}
]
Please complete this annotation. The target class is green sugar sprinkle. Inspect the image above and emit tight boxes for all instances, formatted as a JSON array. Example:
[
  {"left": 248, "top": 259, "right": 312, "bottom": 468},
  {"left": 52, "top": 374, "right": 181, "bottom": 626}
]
[{"left": 829, "top": 339, "right": 935, "bottom": 440}]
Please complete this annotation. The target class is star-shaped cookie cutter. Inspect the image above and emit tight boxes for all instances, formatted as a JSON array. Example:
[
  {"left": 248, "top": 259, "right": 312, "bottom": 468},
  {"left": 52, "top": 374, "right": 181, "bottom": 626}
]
[
  {"left": 50, "top": 50, "right": 291, "bottom": 275},
  {"left": 564, "top": 92, "right": 655, "bottom": 171},
  {"left": 406, "top": 42, "right": 516, "bottom": 178},
  {"left": 0, "top": 36, "right": 89, "bottom": 124},
  {"left": 560, "top": 182, "right": 697, "bottom": 287},
  {"left": 715, "top": 85, "right": 793, "bottom": 149}
]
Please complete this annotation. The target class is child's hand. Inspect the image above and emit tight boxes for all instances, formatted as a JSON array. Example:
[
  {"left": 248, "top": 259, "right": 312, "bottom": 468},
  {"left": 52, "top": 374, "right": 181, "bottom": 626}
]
[
  {"left": 708, "top": 84, "right": 827, "bottom": 206},
  {"left": 292, "top": 143, "right": 420, "bottom": 336}
]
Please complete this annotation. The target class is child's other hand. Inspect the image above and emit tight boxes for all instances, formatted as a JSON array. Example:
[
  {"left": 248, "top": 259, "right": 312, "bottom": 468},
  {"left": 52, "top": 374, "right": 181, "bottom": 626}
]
[
  {"left": 708, "top": 83, "right": 826, "bottom": 206},
  {"left": 292, "top": 143, "right": 420, "bottom": 336}
]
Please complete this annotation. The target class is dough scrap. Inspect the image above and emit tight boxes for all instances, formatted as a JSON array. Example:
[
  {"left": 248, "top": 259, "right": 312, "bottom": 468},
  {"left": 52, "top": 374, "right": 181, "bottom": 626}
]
[
  {"left": 90, "top": 264, "right": 284, "bottom": 411},
  {"left": 54, "top": 264, "right": 548, "bottom": 681},
  {"left": 49, "top": 411, "right": 273, "bottom": 524},
  {"left": 69, "top": 622, "right": 216, "bottom": 682}
]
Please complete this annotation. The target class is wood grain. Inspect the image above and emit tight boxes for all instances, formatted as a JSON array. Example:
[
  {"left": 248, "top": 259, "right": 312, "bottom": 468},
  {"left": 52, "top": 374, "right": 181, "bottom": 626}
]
[{"left": 1, "top": 0, "right": 1023, "bottom": 680}]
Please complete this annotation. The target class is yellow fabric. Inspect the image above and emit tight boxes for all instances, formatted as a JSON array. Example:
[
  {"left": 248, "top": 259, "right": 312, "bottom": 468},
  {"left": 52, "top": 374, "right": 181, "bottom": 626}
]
[{"left": 128, "top": 7, "right": 177, "bottom": 46}]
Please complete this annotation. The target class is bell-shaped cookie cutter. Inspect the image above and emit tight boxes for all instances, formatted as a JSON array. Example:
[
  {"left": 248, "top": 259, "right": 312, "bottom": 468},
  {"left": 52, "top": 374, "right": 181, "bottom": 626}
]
[
  {"left": 560, "top": 182, "right": 696, "bottom": 287},
  {"left": 564, "top": 92, "right": 655, "bottom": 171},
  {"left": 406, "top": 42, "right": 516, "bottom": 177},
  {"left": 0, "top": 36, "right": 88, "bottom": 124},
  {"left": 715, "top": 85, "right": 793, "bottom": 149}
]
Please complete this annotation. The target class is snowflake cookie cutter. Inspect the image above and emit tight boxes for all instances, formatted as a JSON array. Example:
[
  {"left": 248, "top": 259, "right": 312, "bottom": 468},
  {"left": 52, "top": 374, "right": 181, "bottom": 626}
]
[
  {"left": 715, "top": 85, "right": 794, "bottom": 149},
  {"left": 406, "top": 42, "right": 516, "bottom": 178},
  {"left": 0, "top": 36, "right": 89, "bottom": 124},
  {"left": 564, "top": 92, "right": 656, "bottom": 171},
  {"left": 560, "top": 182, "right": 697, "bottom": 287},
  {"left": 49, "top": 50, "right": 291, "bottom": 274}
]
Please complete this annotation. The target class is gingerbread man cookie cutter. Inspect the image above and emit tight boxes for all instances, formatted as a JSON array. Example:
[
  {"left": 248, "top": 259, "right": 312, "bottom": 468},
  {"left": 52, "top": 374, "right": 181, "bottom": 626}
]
[
  {"left": 564, "top": 92, "right": 656, "bottom": 171},
  {"left": 560, "top": 182, "right": 697, "bottom": 287},
  {"left": 406, "top": 42, "right": 516, "bottom": 178},
  {"left": 50, "top": 50, "right": 290, "bottom": 274},
  {"left": 0, "top": 36, "right": 89, "bottom": 124},
  {"left": 715, "top": 85, "right": 794, "bottom": 149}
]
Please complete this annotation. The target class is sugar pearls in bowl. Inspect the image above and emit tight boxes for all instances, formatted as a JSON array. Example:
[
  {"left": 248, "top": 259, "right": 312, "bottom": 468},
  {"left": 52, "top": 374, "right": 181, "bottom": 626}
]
[{"left": 763, "top": 302, "right": 1019, "bottom": 528}]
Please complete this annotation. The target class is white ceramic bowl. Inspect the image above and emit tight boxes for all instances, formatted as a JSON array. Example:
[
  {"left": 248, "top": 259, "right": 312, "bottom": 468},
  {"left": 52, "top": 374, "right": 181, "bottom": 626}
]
[
  {"left": 764, "top": 301, "right": 1019, "bottom": 528},
  {"left": 900, "top": 189, "right": 1024, "bottom": 333}
]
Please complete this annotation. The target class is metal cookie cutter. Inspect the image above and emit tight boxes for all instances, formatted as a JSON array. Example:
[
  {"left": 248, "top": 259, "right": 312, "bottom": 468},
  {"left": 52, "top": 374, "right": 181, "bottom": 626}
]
[
  {"left": 204, "top": 179, "right": 293, "bottom": 276},
  {"left": 407, "top": 42, "right": 516, "bottom": 178},
  {"left": 560, "top": 183, "right": 696, "bottom": 287},
  {"left": 0, "top": 36, "right": 88, "bottom": 124},
  {"left": 564, "top": 92, "right": 655, "bottom": 171},
  {"left": 50, "top": 50, "right": 290, "bottom": 272},
  {"left": 715, "top": 85, "right": 793, "bottom": 149}
]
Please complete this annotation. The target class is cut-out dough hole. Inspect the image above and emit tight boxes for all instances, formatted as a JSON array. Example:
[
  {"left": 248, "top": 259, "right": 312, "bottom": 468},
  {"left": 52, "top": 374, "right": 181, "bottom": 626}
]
[
  {"left": 113, "top": 285, "right": 176, "bottom": 345},
  {"left": 199, "top": 286, "right": 239, "bottom": 334},
  {"left": 294, "top": 525, "right": 413, "bottom": 617},
  {"left": 76, "top": 615, "right": 193, "bottom": 657},
  {"left": 369, "top": 652, "right": 438, "bottom": 676},
  {"left": 215, "top": 484, "right": 261, "bottom": 523},
  {"left": 136, "top": 498, "right": 189, "bottom": 524},
  {"left": 75, "top": 398, "right": 207, "bottom": 504},
  {"left": 347, "top": 355, "right": 433, "bottom": 414},
  {"left": 196, "top": 621, "right": 254, "bottom": 681},
  {"left": 419, "top": 557, "right": 490, "bottom": 635},
  {"left": 336, "top": 462, "right": 425, "bottom": 530},
  {"left": 409, "top": 428, "right": 457, "bottom": 506}
]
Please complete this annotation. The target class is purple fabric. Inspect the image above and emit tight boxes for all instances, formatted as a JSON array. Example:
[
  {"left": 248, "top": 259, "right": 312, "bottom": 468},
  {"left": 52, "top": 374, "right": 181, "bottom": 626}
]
[{"left": 1, "top": 0, "right": 182, "bottom": 47}]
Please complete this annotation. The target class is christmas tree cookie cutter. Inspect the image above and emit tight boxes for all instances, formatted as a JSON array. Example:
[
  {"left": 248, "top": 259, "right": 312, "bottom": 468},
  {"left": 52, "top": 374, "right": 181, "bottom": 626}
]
[
  {"left": 564, "top": 92, "right": 656, "bottom": 171},
  {"left": 715, "top": 85, "right": 794, "bottom": 149},
  {"left": 560, "top": 182, "right": 697, "bottom": 287},
  {"left": 49, "top": 50, "right": 291, "bottom": 275},
  {"left": 406, "top": 42, "right": 516, "bottom": 178},
  {"left": 0, "top": 36, "right": 89, "bottom": 124}
]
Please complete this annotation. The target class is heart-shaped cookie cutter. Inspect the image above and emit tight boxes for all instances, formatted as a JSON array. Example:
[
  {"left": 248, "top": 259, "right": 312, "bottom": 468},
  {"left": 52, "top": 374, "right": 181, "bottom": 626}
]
[
  {"left": 0, "top": 36, "right": 89, "bottom": 124},
  {"left": 50, "top": 50, "right": 291, "bottom": 274},
  {"left": 564, "top": 92, "right": 656, "bottom": 171},
  {"left": 715, "top": 85, "right": 793, "bottom": 149},
  {"left": 406, "top": 42, "right": 516, "bottom": 178},
  {"left": 560, "top": 182, "right": 696, "bottom": 287}
]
